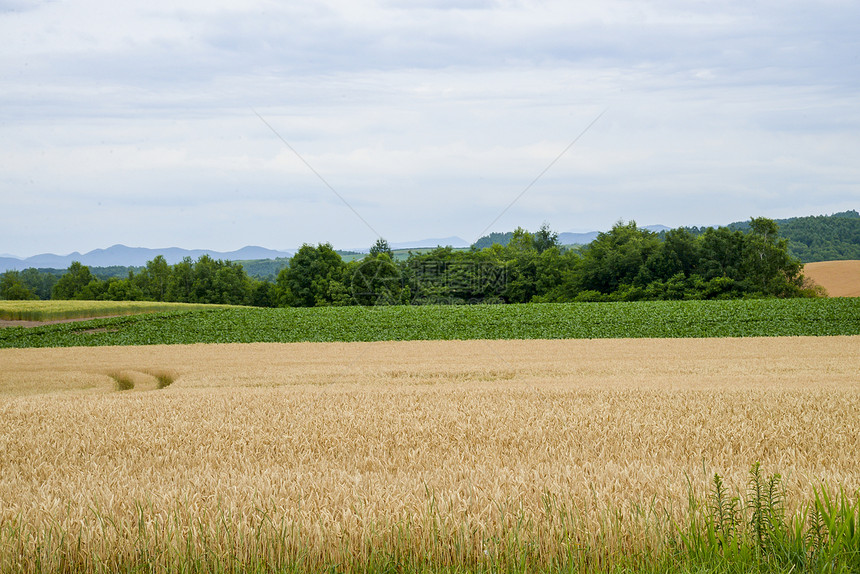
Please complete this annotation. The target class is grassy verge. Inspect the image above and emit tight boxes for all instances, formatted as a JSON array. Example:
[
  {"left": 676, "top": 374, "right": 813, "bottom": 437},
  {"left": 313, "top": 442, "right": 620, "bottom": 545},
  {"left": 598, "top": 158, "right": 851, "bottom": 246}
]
[
  {"left": 0, "top": 300, "right": 233, "bottom": 322},
  {"left": 1, "top": 298, "right": 859, "bottom": 348},
  {"left": 1, "top": 465, "right": 856, "bottom": 573}
]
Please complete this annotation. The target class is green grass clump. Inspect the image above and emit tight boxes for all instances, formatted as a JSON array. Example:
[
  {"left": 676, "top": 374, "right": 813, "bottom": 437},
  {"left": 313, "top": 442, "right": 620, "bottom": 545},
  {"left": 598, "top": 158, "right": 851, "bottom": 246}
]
[
  {"left": 685, "top": 463, "right": 860, "bottom": 573},
  {"left": 1, "top": 298, "right": 859, "bottom": 348}
]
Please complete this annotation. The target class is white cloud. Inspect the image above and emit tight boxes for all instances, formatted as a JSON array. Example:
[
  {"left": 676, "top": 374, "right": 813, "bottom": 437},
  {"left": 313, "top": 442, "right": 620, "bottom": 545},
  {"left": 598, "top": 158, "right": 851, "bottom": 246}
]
[{"left": 1, "top": 0, "right": 858, "bottom": 256}]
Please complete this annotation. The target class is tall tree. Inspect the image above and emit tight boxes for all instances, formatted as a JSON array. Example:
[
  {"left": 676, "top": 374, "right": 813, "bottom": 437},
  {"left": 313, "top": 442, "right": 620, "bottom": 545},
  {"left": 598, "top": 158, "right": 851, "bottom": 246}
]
[
  {"left": 533, "top": 222, "right": 559, "bottom": 254},
  {"left": 52, "top": 262, "right": 97, "bottom": 299},
  {"left": 277, "top": 243, "right": 346, "bottom": 307},
  {"left": 0, "top": 271, "right": 38, "bottom": 300},
  {"left": 351, "top": 252, "right": 402, "bottom": 306},
  {"left": 742, "top": 217, "right": 804, "bottom": 296},
  {"left": 135, "top": 255, "right": 171, "bottom": 301},
  {"left": 369, "top": 237, "right": 393, "bottom": 259},
  {"left": 577, "top": 221, "right": 661, "bottom": 293}
]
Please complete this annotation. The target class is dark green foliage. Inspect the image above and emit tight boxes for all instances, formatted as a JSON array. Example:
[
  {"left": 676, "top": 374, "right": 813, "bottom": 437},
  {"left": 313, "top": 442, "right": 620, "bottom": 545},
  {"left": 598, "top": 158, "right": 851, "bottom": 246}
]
[
  {"left": 276, "top": 243, "right": 347, "bottom": 307},
  {"left": 0, "top": 271, "right": 38, "bottom": 300},
  {"left": 349, "top": 253, "right": 402, "bottom": 306},
  {"left": 19, "top": 268, "right": 61, "bottom": 300},
  {"left": 472, "top": 231, "right": 514, "bottom": 249},
  {"left": 405, "top": 246, "right": 508, "bottom": 304},
  {"left": 724, "top": 210, "right": 860, "bottom": 262},
  {"left": 45, "top": 256, "right": 259, "bottom": 305},
  {"left": 577, "top": 221, "right": 662, "bottom": 293},
  {"left": 51, "top": 261, "right": 97, "bottom": 299},
  {"left": 2, "top": 298, "right": 858, "bottom": 348}
]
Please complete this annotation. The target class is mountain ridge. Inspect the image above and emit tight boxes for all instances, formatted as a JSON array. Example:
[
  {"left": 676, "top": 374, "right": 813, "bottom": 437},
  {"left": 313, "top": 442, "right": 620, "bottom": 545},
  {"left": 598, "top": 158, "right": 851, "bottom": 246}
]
[
  {"left": 0, "top": 245, "right": 295, "bottom": 272},
  {"left": 2, "top": 211, "right": 856, "bottom": 272}
]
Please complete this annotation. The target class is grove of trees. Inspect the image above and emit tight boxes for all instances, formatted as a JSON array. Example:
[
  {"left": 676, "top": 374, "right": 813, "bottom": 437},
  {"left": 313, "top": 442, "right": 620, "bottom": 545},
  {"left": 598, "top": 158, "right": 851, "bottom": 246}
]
[{"left": 0, "top": 218, "right": 822, "bottom": 305}]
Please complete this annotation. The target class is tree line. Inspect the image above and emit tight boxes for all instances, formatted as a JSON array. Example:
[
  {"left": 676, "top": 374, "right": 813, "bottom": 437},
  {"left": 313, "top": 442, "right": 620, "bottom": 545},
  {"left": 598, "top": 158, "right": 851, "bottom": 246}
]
[{"left": 1, "top": 218, "right": 820, "bottom": 305}]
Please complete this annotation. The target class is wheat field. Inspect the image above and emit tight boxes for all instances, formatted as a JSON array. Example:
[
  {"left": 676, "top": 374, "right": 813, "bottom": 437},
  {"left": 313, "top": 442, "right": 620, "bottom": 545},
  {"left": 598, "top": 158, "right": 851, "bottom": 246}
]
[{"left": 1, "top": 337, "right": 859, "bottom": 570}]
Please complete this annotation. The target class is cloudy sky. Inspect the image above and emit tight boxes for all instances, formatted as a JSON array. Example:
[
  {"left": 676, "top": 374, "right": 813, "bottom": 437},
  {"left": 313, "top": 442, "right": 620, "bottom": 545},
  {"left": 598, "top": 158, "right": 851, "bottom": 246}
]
[{"left": 2, "top": 0, "right": 858, "bottom": 256}]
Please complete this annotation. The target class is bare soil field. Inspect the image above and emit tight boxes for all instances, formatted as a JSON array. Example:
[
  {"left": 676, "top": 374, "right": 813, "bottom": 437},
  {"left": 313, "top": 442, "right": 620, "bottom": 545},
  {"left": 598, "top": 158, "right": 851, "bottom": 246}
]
[
  {"left": 804, "top": 259, "right": 860, "bottom": 297},
  {"left": 1, "top": 337, "right": 858, "bottom": 566}
]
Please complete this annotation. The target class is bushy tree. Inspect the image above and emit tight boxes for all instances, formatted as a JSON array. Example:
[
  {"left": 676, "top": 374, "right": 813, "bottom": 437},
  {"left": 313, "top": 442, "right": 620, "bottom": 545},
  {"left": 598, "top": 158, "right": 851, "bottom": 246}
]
[
  {"left": 277, "top": 243, "right": 346, "bottom": 307},
  {"left": 0, "top": 271, "right": 38, "bottom": 300},
  {"left": 577, "top": 221, "right": 661, "bottom": 293},
  {"left": 134, "top": 255, "right": 171, "bottom": 301},
  {"left": 741, "top": 217, "right": 804, "bottom": 296},
  {"left": 52, "top": 262, "right": 97, "bottom": 299},
  {"left": 350, "top": 252, "right": 402, "bottom": 306}
]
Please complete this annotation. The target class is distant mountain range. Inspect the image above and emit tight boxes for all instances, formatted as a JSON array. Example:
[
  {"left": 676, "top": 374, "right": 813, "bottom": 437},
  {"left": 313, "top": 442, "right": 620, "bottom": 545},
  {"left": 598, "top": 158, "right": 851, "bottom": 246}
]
[
  {"left": 0, "top": 245, "right": 294, "bottom": 273},
  {"left": 0, "top": 229, "right": 661, "bottom": 272},
  {"left": 4, "top": 213, "right": 854, "bottom": 273}
]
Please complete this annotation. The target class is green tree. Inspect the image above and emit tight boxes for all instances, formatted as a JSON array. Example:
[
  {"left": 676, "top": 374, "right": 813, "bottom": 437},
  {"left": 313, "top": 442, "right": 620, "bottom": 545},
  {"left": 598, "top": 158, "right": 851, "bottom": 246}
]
[
  {"left": 531, "top": 247, "right": 579, "bottom": 302},
  {"left": 350, "top": 253, "right": 402, "bottom": 306},
  {"left": 99, "top": 276, "right": 143, "bottom": 301},
  {"left": 643, "top": 228, "right": 700, "bottom": 282},
  {"left": 167, "top": 258, "right": 194, "bottom": 302},
  {"left": 533, "top": 222, "right": 559, "bottom": 254},
  {"left": 742, "top": 217, "right": 804, "bottom": 296},
  {"left": 52, "top": 262, "right": 98, "bottom": 299},
  {"left": 20, "top": 268, "right": 59, "bottom": 300},
  {"left": 368, "top": 237, "right": 393, "bottom": 259},
  {"left": 698, "top": 227, "right": 747, "bottom": 283},
  {"left": 277, "top": 243, "right": 346, "bottom": 307},
  {"left": 134, "top": 255, "right": 171, "bottom": 301},
  {"left": 0, "top": 271, "right": 38, "bottom": 300},
  {"left": 213, "top": 261, "right": 253, "bottom": 305},
  {"left": 189, "top": 255, "right": 218, "bottom": 303},
  {"left": 577, "top": 221, "right": 661, "bottom": 293},
  {"left": 249, "top": 280, "right": 278, "bottom": 308}
]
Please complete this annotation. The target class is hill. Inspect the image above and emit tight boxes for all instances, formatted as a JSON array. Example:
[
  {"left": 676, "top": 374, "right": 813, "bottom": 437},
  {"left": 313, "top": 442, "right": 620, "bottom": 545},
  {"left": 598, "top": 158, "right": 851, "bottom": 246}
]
[
  {"left": 803, "top": 260, "right": 860, "bottom": 297},
  {"left": 728, "top": 210, "right": 860, "bottom": 263}
]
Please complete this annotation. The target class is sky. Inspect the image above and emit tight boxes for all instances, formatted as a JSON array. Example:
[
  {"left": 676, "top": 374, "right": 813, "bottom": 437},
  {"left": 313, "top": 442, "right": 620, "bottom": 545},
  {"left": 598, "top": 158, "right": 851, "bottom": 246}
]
[{"left": 1, "top": 0, "right": 859, "bottom": 257}]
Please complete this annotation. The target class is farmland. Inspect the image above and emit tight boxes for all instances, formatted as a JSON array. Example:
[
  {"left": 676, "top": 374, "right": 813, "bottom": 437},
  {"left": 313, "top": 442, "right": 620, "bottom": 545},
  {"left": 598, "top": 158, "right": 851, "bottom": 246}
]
[
  {"left": 2, "top": 297, "right": 860, "bottom": 348},
  {"left": 1, "top": 298, "right": 859, "bottom": 572},
  {"left": 0, "top": 300, "right": 232, "bottom": 323},
  {"left": 1, "top": 337, "right": 859, "bottom": 572},
  {"left": 803, "top": 259, "right": 860, "bottom": 297}
]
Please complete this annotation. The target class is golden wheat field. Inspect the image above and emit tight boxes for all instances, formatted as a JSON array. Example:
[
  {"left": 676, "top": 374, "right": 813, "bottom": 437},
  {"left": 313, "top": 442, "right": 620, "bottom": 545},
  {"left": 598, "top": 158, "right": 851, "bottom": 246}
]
[
  {"left": 804, "top": 259, "right": 860, "bottom": 297},
  {"left": 1, "top": 337, "right": 859, "bottom": 569}
]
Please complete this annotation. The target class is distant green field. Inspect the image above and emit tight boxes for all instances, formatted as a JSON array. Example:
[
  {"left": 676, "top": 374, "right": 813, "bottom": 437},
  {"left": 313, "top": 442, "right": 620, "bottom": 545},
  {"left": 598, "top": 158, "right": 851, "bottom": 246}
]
[
  {"left": 1, "top": 298, "right": 858, "bottom": 348},
  {"left": 0, "top": 300, "right": 233, "bottom": 322}
]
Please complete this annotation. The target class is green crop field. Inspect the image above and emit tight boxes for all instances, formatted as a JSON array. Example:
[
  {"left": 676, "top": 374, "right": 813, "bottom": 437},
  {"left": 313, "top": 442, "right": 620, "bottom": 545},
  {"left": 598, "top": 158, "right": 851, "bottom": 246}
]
[
  {"left": 0, "top": 300, "right": 233, "bottom": 322},
  {"left": 1, "top": 298, "right": 859, "bottom": 348}
]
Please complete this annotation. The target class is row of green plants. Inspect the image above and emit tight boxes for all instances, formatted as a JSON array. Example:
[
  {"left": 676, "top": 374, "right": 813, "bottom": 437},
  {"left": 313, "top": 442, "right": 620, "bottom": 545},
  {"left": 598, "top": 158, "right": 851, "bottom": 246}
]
[
  {"left": 2, "top": 464, "right": 857, "bottom": 573},
  {"left": 0, "top": 218, "right": 822, "bottom": 307},
  {"left": 2, "top": 298, "right": 858, "bottom": 348}
]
